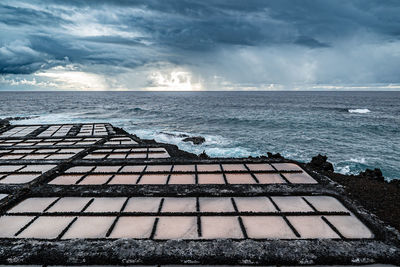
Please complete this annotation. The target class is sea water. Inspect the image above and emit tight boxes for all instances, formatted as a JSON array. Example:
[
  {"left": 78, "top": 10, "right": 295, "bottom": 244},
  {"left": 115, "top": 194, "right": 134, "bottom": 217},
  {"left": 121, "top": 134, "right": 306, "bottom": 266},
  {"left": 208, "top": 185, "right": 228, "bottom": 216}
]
[{"left": 0, "top": 91, "right": 399, "bottom": 180}]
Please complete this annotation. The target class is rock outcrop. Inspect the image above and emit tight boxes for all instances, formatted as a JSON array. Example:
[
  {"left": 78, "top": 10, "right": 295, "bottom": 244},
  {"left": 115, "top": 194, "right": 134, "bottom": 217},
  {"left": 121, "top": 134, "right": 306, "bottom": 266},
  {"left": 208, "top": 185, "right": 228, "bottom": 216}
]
[
  {"left": 182, "top": 136, "right": 206, "bottom": 145},
  {"left": 267, "top": 152, "right": 283, "bottom": 159},
  {"left": 307, "top": 154, "right": 334, "bottom": 172},
  {"left": 359, "top": 168, "right": 385, "bottom": 182},
  {"left": 0, "top": 118, "right": 10, "bottom": 129}
]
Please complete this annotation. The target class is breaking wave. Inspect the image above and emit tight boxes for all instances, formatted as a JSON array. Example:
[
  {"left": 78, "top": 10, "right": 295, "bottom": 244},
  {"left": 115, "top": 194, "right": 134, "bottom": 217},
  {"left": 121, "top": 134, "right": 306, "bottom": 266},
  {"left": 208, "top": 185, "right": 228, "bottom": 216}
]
[
  {"left": 336, "top": 165, "right": 351, "bottom": 175},
  {"left": 350, "top": 158, "right": 367, "bottom": 164},
  {"left": 348, "top": 108, "right": 371, "bottom": 114}
]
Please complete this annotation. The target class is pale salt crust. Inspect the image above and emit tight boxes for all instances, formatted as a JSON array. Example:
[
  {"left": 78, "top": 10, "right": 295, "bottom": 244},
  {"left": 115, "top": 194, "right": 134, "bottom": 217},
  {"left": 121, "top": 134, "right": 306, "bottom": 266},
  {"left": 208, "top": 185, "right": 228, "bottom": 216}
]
[
  {"left": 138, "top": 174, "right": 169, "bottom": 184},
  {"left": 197, "top": 173, "right": 225, "bottom": 184},
  {"left": 108, "top": 174, "right": 139, "bottom": 185},
  {"left": 199, "top": 197, "right": 235, "bottom": 212},
  {"left": 1, "top": 196, "right": 374, "bottom": 239},
  {"left": 18, "top": 216, "right": 74, "bottom": 239},
  {"left": 37, "top": 125, "right": 73, "bottom": 137},
  {"left": 46, "top": 197, "right": 92, "bottom": 212},
  {"left": 84, "top": 197, "right": 127, "bottom": 212},
  {"left": 78, "top": 174, "right": 112, "bottom": 185},
  {"left": 0, "top": 126, "right": 40, "bottom": 138},
  {"left": 48, "top": 175, "right": 82, "bottom": 185},
  {"left": 246, "top": 163, "right": 275, "bottom": 171},
  {"left": 234, "top": 197, "right": 276, "bottom": 212},
  {"left": 161, "top": 197, "right": 197, "bottom": 212},
  {"left": 168, "top": 174, "right": 196, "bottom": 184},
  {"left": 77, "top": 124, "right": 108, "bottom": 136},
  {"left": 272, "top": 163, "right": 304, "bottom": 171},
  {"left": 61, "top": 216, "right": 115, "bottom": 239},
  {"left": 242, "top": 216, "right": 296, "bottom": 239},
  {"left": 201, "top": 216, "right": 243, "bottom": 239},
  {"left": 0, "top": 148, "right": 83, "bottom": 160},
  {"left": 222, "top": 164, "right": 247, "bottom": 171},
  {"left": 172, "top": 165, "right": 196, "bottom": 172},
  {"left": 52, "top": 163, "right": 314, "bottom": 185},
  {"left": 325, "top": 215, "right": 374, "bottom": 238},
  {"left": 83, "top": 147, "right": 170, "bottom": 159},
  {"left": 123, "top": 197, "right": 162, "bottom": 212},
  {"left": 0, "top": 163, "right": 56, "bottom": 184},
  {"left": 104, "top": 137, "right": 138, "bottom": 145},
  {"left": 109, "top": 216, "right": 155, "bottom": 238},
  {"left": 304, "top": 196, "right": 348, "bottom": 212},
  {"left": 155, "top": 216, "right": 198, "bottom": 239},
  {"left": 0, "top": 216, "right": 35, "bottom": 238},
  {"left": 145, "top": 165, "right": 172, "bottom": 172},
  {"left": 8, "top": 197, "right": 58, "bottom": 213},
  {"left": 225, "top": 173, "right": 256, "bottom": 184},
  {"left": 272, "top": 196, "right": 314, "bottom": 212},
  {"left": 197, "top": 164, "right": 221, "bottom": 172},
  {"left": 0, "top": 174, "right": 39, "bottom": 184},
  {"left": 0, "top": 265, "right": 397, "bottom": 267},
  {"left": 287, "top": 216, "right": 340, "bottom": 239},
  {"left": 283, "top": 172, "right": 318, "bottom": 184}
]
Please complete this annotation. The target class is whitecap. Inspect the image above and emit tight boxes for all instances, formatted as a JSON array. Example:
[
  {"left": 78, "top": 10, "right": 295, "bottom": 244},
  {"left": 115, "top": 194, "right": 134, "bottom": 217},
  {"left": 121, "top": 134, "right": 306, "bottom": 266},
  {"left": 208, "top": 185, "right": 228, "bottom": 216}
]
[
  {"left": 350, "top": 158, "right": 367, "bottom": 164},
  {"left": 336, "top": 165, "right": 351, "bottom": 175},
  {"left": 205, "top": 147, "right": 257, "bottom": 158},
  {"left": 348, "top": 108, "right": 370, "bottom": 114}
]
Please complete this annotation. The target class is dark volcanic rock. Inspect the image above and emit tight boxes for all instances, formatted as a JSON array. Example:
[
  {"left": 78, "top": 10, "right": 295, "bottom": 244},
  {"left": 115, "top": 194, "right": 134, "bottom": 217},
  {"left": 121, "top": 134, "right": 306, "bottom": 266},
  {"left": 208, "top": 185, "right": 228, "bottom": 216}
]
[
  {"left": 182, "top": 136, "right": 206, "bottom": 145},
  {"left": 160, "top": 132, "right": 189, "bottom": 138},
  {"left": 5, "top": 116, "right": 39, "bottom": 121},
  {"left": 267, "top": 152, "right": 283, "bottom": 159},
  {"left": 390, "top": 179, "right": 400, "bottom": 188},
  {"left": 0, "top": 118, "right": 10, "bottom": 129},
  {"left": 359, "top": 168, "right": 385, "bottom": 182},
  {"left": 113, "top": 126, "right": 130, "bottom": 135},
  {"left": 159, "top": 132, "right": 205, "bottom": 145},
  {"left": 199, "top": 150, "right": 209, "bottom": 159},
  {"left": 308, "top": 154, "right": 334, "bottom": 172}
]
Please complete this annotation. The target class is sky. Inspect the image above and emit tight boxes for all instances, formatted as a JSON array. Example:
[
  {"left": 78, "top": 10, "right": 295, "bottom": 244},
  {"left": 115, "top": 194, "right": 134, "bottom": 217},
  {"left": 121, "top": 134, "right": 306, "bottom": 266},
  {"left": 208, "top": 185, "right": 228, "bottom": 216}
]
[{"left": 1, "top": 0, "right": 400, "bottom": 91}]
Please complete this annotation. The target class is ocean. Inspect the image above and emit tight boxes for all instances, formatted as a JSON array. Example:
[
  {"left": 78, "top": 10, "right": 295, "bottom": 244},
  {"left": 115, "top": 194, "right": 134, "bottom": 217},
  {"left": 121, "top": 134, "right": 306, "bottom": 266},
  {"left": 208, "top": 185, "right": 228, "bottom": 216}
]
[{"left": 0, "top": 91, "right": 399, "bottom": 180}]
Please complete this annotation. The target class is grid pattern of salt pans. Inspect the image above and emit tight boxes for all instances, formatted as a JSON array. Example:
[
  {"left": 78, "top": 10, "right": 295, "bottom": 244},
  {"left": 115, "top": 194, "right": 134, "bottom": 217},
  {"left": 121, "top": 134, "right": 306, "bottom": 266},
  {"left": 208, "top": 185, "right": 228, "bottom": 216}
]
[
  {"left": 49, "top": 163, "right": 316, "bottom": 185},
  {"left": 0, "top": 126, "right": 40, "bottom": 138},
  {"left": 104, "top": 137, "right": 138, "bottom": 145},
  {"left": 78, "top": 124, "right": 108, "bottom": 136},
  {"left": 83, "top": 147, "right": 169, "bottom": 160},
  {"left": 0, "top": 137, "right": 101, "bottom": 147},
  {"left": 0, "top": 164, "right": 56, "bottom": 184},
  {"left": 1, "top": 265, "right": 397, "bottom": 267},
  {"left": 0, "top": 148, "right": 84, "bottom": 160},
  {"left": 37, "top": 125, "right": 73, "bottom": 137},
  {"left": 0, "top": 196, "right": 373, "bottom": 239}
]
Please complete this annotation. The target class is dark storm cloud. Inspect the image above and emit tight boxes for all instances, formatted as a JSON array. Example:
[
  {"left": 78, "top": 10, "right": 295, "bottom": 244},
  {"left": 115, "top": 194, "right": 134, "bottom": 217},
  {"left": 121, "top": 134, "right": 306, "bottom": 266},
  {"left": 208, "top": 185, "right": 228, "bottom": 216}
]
[
  {"left": 0, "top": 4, "right": 66, "bottom": 26},
  {"left": 1, "top": 0, "right": 400, "bottom": 85}
]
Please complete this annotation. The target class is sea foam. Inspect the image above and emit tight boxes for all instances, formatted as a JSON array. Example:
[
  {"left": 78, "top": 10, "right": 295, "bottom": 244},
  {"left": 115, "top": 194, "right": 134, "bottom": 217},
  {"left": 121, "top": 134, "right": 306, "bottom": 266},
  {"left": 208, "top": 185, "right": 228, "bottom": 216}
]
[
  {"left": 348, "top": 108, "right": 371, "bottom": 114},
  {"left": 350, "top": 158, "right": 367, "bottom": 164}
]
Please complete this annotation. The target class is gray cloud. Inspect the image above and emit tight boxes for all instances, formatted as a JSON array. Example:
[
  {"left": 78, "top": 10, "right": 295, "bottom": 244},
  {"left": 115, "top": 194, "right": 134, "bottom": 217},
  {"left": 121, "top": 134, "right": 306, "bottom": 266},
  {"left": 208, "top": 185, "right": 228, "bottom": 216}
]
[{"left": 0, "top": 0, "right": 400, "bottom": 88}]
